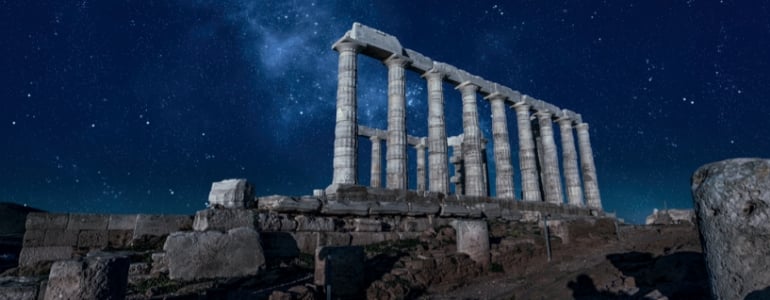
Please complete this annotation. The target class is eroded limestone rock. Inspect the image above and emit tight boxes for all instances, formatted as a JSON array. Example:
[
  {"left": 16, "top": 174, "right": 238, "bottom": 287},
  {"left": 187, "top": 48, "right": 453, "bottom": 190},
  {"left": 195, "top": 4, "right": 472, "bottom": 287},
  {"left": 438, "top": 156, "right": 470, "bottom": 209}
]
[
  {"left": 208, "top": 179, "right": 254, "bottom": 208},
  {"left": 163, "top": 227, "right": 265, "bottom": 281},
  {"left": 44, "top": 253, "right": 129, "bottom": 300},
  {"left": 691, "top": 158, "right": 770, "bottom": 299}
]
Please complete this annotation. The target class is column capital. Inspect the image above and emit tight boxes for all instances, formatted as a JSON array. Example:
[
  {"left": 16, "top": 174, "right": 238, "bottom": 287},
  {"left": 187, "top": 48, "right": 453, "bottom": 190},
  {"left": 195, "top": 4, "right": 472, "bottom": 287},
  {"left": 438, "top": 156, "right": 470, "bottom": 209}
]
[
  {"left": 483, "top": 92, "right": 506, "bottom": 101},
  {"left": 383, "top": 53, "right": 411, "bottom": 67},
  {"left": 556, "top": 115, "right": 574, "bottom": 124},
  {"left": 369, "top": 135, "right": 381, "bottom": 142},
  {"left": 576, "top": 122, "right": 590, "bottom": 130},
  {"left": 332, "top": 36, "right": 364, "bottom": 53},
  {"left": 455, "top": 81, "right": 479, "bottom": 92},
  {"left": 512, "top": 101, "right": 530, "bottom": 111},
  {"left": 534, "top": 110, "right": 553, "bottom": 119},
  {"left": 421, "top": 68, "right": 446, "bottom": 80}
]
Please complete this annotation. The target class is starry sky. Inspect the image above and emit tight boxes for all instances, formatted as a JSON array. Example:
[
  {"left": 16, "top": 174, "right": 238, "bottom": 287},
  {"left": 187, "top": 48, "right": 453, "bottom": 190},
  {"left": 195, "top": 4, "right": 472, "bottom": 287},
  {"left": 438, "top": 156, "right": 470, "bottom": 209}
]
[{"left": 2, "top": 1, "right": 769, "bottom": 224}]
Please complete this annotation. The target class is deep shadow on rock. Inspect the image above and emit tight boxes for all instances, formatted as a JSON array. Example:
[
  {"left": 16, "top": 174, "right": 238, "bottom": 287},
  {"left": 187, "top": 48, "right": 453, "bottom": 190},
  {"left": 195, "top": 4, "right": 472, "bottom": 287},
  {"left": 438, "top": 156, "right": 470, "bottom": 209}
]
[{"left": 745, "top": 286, "right": 770, "bottom": 300}]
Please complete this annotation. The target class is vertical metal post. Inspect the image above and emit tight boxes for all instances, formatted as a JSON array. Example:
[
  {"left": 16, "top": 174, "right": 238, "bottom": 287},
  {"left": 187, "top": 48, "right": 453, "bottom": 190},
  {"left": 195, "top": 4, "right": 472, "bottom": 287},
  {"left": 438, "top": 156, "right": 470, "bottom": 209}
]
[
  {"left": 543, "top": 214, "right": 552, "bottom": 262},
  {"left": 325, "top": 255, "right": 332, "bottom": 300}
]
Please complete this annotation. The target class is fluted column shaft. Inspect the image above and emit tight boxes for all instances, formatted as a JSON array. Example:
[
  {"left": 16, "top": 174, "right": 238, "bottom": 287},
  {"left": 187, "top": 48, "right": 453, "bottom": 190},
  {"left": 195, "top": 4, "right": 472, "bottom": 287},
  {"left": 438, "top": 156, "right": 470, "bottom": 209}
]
[
  {"left": 577, "top": 123, "right": 602, "bottom": 210},
  {"left": 457, "top": 82, "right": 486, "bottom": 197},
  {"left": 558, "top": 118, "right": 583, "bottom": 207},
  {"left": 513, "top": 102, "right": 542, "bottom": 202},
  {"left": 487, "top": 94, "right": 515, "bottom": 199},
  {"left": 416, "top": 140, "right": 427, "bottom": 192},
  {"left": 536, "top": 111, "right": 564, "bottom": 205},
  {"left": 424, "top": 70, "right": 449, "bottom": 194},
  {"left": 370, "top": 136, "right": 382, "bottom": 188},
  {"left": 330, "top": 41, "right": 362, "bottom": 186},
  {"left": 384, "top": 55, "right": 409, "bottom": 190}
]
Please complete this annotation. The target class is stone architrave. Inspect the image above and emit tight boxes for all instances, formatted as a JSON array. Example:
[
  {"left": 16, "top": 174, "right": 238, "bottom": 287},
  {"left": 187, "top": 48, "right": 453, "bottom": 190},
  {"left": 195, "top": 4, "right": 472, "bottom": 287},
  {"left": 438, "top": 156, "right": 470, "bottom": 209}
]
[
  {"left": 486, "top": 93, "right": 515, "bottom": 199},
  {"left": 163, "top": 227, "right": 265, "bottom": 281},
  {"left": 330, "top": 38, "right": 363, "bottom": 188},
  {"left": 691, "top": 158, "right": 770, "bottom": 300},
  {"left": 576, "top": 123, "right": 602, "bottom": 210},
  {"left": 416, "top": 139, "right": 427, "bottom": 192},
  {"left": 557, "top": 116, "right": 584, "bottom": 207},
  {"left": 457, "top": 82, "right": 486, "bottom": 197},
  {"left": 369, "top": 136, "right": 382, "bottom": 188},
  {"left": 513, "top": 102, "right": 542, "bottom": 202},
  {"left": 384, "top": 54, "right": 410, "bottom": 190},
  {"left": 450, "top": 220, "right": 490, "bottom": 265},
  {"left": 536, "top": 111, "right": 564, "bottom": 205},
  {"left": 423, "top": 69, "right": 449, "bottom": 194},
  {"left": 44, "top": 253, "right": 129, "bottom": 300}
]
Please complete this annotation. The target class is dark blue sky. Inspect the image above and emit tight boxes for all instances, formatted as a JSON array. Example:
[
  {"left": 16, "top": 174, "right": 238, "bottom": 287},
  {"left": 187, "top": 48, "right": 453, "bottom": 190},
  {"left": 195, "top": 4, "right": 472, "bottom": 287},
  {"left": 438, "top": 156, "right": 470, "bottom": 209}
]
[{"left": 2, "top": 1, "right": 769, "bottom": 223}]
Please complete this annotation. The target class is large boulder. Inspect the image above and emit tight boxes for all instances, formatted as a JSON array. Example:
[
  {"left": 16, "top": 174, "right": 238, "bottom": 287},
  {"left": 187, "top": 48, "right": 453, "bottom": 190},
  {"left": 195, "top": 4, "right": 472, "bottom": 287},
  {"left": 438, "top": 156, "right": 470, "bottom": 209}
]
[
  {"left": 691, "top": 158, "right": 770, "bottom": 299},
  {"left": 44, "top": 253, "right": 129, "bottom": 300},
  {"left": 163, "top": 227, "right": 265, "bottom": 281}
]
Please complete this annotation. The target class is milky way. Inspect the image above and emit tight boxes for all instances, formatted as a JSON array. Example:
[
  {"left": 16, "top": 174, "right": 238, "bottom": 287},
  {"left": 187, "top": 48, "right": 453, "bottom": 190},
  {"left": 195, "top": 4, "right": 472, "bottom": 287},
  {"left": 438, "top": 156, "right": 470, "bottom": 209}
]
[{"left": 2, "top": 1, "right": 769, "bottom": 223}]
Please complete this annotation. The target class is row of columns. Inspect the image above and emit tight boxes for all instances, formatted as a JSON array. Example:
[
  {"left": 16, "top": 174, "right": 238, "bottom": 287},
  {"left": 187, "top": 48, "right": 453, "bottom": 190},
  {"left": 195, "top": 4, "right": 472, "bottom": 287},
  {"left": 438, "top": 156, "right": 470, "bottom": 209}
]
[{"left": 329, "top": 39, "right": 601, "bottom": 210}]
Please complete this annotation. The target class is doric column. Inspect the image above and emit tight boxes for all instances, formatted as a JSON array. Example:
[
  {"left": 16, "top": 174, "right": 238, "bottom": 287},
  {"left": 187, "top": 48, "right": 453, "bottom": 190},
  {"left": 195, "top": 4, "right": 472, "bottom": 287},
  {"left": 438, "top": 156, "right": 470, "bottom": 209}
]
[
  {"left": 384, "top": 54, "right": 410, "bottom": 190},
  {"left": 416, "top": 138, "right": 427, "bottom": 192},
  {"left": 576, "top": 123, "right": 602, "bottom": 210},
  {"left": 369, "top": 136, "right": 382, "bottom": 188},
  {"left": 536, "top": 111, "right": 564, "bottom": 205},
  {"left": 485, "top": 93, "right": 515, "bottom": 199},
  {"left": 449, "top": 143, "right": 464, "bottom": 195},
  {"left": 330, "top": 39, "right": 363, "bottom": 186},
  {"left": 423, "top": 69, "right": 449, "bottom": 194},
  {"left": 513, "top": 102, "right": 542, "bottom": 202},
  {"left": 557, "top": 117, "right": 583, "bottom": 207},
  {"left": 456, "top": 82, "right": 486, "bottom": 197}
]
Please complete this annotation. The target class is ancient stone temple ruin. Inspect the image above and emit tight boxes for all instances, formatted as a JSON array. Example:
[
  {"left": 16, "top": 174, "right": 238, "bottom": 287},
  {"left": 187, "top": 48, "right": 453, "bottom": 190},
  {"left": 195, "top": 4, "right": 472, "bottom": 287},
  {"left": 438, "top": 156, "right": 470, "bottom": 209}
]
[{"left": 327, "top": 23, "right": 602, "bottom": 210}]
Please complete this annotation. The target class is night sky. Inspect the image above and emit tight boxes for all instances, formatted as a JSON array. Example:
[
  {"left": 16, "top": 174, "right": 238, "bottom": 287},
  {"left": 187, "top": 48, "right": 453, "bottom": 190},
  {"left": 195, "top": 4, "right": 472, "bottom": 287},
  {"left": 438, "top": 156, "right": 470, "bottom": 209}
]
[{"left": 3, "top": 1, "right": 769, "bottom": 224}]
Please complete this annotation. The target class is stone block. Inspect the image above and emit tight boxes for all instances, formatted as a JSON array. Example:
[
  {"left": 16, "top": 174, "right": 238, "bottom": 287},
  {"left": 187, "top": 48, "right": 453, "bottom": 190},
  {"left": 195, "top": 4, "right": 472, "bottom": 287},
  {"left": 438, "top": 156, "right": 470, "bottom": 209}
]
[
  {"left": 318, "top": 232, "right": 351, "bottom": 247},
  {"left": 163, "top": 227, "right": 265, "bottom": 281},
  {"left": 0, "top": 277, "right": 42, "bottom": 300},
  {"left": 25, "top": 213, "right": 68, "bottom": 230},
  {"left": 325, "top": 184, "right": 368, "bottom": 201},
  {"left": 400, "top": 217, "right": 432, "bottom": 232},
  {"left": 478, "top": 202, "right": 502, "bottom": 219},
  {"left": 134, "top": 214, "right": 192, "bottom": 239},
  {"left": 150, "top": 252, "right": 167, "bottom": 275},
  {"left": 208, "top": 179, "right": 255, "bottom": 208},
  {"left": 193, "top": 208, "right": 257, "bottom": 232},
  {"left": 500, "top": 209, "right": 523, "bottom": 221},
  {"left": 354, "top": 218, "right": 382, "bottom": 232},
  {"left": 295, "top": 215, "right": 335, "bottom": 232},
  {"left": 691, "top": 158, "right": 770, "bottom": 299},
  {"left": 440, "top": 203, "right": 470, "bottom": 217},
  {"left": 18, "top": 246, "right": 73, "bottom": 268},
  {"left": 258, "top": 195, "right": 320, "bottom": 213},
  {"left": 314, "top": 246, "right": 365, "bottom": 299},
  {"left": 77, "top": 230, "right": 108, "bottom": 249},
  {"left": 350, "top": 22, "right": 403, "bottom": 57},
  {"left": 107, "top": 230, "right": 133, "bottom": 249},
  {"left": 350, "top": 232, "right": 386, "bottom": 246},
  {"left": 321, "top": 200, "right": 370, "bottom": 216},
  {"left": 451, "top": 220, "right": 490, "bottom": 266},
  {"left": 44, "top": 253, "right": 129, "bottom": 300},
  {"left": 22, "top": 229, "right": 45, "bottom": 247},
  {"left": 66, "top": 214, "right": 109, "bottom": 231},
  {"left": 257, "top": 213, "right": 297, "bottom": 232},
  {"left": 107, "top": 214, "right": 138, "bottom": 230},
  {"left": 369, "top": 201, "right": 409, "bottom": 215},
  {"left": 291, "top": 232, "right": 319, "bottom": 254},
  {"left": 408, "top": 201, "right": 440, "bottom": 216},
  {"left": 42, "top": 230, "right": 79, "bottom": 247}
]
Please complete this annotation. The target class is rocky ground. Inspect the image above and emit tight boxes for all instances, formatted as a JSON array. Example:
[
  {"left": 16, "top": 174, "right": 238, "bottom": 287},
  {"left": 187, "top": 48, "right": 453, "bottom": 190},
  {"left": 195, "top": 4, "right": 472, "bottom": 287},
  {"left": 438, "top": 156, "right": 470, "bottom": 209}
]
[{"left": 113, "top": 219, "right": 705, "bottom": 300}]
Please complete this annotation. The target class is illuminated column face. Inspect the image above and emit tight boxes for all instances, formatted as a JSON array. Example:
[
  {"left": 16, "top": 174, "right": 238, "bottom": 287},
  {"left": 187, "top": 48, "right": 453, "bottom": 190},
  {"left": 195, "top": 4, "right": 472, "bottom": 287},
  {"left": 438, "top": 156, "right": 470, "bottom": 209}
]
[
  {"left": 423, "top": 70, "right": 449, "bottom": 194},
  {"left": 513, "top": 102, "right": 542, "bottom": 202},
  {"left": 330, "top": 40, "right": 362, "bottom": 187},
  {"left": 577, "top": 123, "right": 602, "bottom": 210},
  {"left": 384, "top": 54, "right": 409, "bottom": 190},
  {"left": 416, "top": 139, "right": 427, "bottom": 192},
  {"left": 457, "top": 82, "right": 487, "bottom": 197},
  {"left": 370, "top": 136, "right": 382, "bottom": 188},
  {"left": 487, "top": 94, "right": 515, "bottom": 199},
  {"left": 558, "top": 117, "right": 584, "bottom": 207},
  {"left": 536, "top": 111, "right": 564, "bottom": 205}
]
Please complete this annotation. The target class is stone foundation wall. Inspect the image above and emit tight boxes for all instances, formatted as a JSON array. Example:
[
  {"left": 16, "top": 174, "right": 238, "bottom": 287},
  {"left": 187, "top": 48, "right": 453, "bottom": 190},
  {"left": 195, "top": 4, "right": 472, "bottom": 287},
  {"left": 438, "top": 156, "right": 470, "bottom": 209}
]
[{"left": 19, "top": 213, "right": 192, "bottom": 268}]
